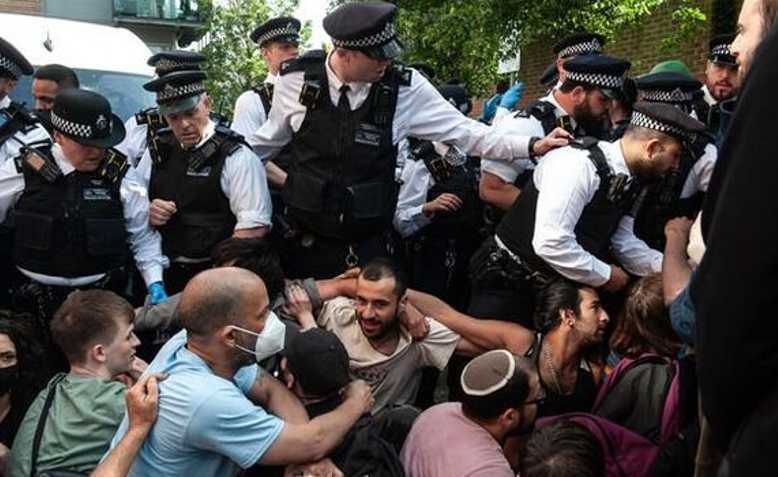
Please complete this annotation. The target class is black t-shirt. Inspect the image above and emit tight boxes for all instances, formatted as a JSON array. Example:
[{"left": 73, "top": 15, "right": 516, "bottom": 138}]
[{"left": 0, "top": 394, "right": 32, "bottom": 448}]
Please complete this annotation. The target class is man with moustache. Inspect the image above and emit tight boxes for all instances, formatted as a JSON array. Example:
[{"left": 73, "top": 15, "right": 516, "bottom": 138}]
[
  {"left": 468, "top": 103, "right": 706, "bottom": 327},
  {"left": 408, "top": 280, "right": 608, "bottom": 417},
  {"left": 480, "top": 54, "right": 630, "bottom": 213},
  {"left": 138, "top": 70, "right": 272, "bottom": 294},
  {"left": 248, "top": 1, "right": 570, "bottom": 280},
  {"left": 0, "top": 89, "right": 166, "bottom": 316},
  {"left": 695, "top": 34, "right": 740, "bottom": 135}
]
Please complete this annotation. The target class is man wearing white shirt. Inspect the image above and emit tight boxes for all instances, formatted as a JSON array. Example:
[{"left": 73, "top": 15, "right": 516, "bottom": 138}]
[
  {"left": 231, "top": 17, "right": 301, "bottom": 140},
  {"left": 248, "top": 1, "right": 570, "bottom": 279},
  {"left": 139, "top": 70, "right": 272, "bottom": 294},
  {"left": 480, "top": 53, "right": 620, "bottom": 215},
  {"left": 0, "top": 89, "right": 166, "bottom": 317},
  {"left": 470, "top": 102, "right": 705, "bottom": 329}
]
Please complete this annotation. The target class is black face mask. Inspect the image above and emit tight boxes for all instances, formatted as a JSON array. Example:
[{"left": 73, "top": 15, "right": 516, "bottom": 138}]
[{"left": 0, "top": 365, "right": 19, "bottom": 396}]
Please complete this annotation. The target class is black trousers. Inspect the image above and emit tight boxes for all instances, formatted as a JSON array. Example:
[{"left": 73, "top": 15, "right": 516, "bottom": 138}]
[{"left": 281, "top": 230, "right": 401, "bottom": 280}]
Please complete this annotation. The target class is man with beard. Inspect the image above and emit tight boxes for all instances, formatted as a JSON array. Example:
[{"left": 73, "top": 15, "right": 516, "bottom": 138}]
[
  {"left": 480, "top": 54, "right": 629, "bottom": 213},
  {"left": 695, "top": 34, "right": 739, "bottom": 135},
  {"left": 108, "top": 267, "right": 374, "bottom": 477},
  {"left": 400, "top": 351, "right": 541, "bottom": 477},
  {"left": 407, "top": 280, "right": 607, "bottom": 418},
  {"left": 468, "top": 103, "right": 705, "bottom": 328},
  {"left": 283, "top": 258, "right": 487, "bottom": 414}
]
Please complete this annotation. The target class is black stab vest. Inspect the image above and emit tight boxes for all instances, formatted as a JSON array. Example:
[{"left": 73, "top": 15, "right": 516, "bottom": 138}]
[
  {"left": 13, "top": 146, "right": 129, "bottom": 277},
  {"left": 496, "top": 140, "right": 636, "bottom": 277},
  {"left": 279, "top": 53, "right": 407, "bottom": 240},
  {"left": 148, "top": 127, "right": 243, "bottom": 259}
]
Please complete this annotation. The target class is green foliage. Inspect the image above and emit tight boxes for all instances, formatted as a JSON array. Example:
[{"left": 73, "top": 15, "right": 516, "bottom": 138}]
[
  {"left": 329, "top": 0, "right": 707, "bottom": 96},
  {"left": 199, "top": 0, "right": 311, "bottom": 117}
]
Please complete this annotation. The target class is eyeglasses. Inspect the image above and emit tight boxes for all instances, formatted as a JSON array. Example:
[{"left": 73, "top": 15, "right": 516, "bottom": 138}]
[{"left": 523, "top": 387, "right": 547, "bottom": 407}]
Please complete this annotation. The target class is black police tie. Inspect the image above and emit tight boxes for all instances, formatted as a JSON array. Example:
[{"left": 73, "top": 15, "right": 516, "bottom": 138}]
[{"left": 338, "top": 85, "right": 351, "bottom": 113}]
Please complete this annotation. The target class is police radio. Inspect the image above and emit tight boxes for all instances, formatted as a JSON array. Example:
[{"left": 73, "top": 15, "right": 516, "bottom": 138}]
[
  {"left": 21, "top": 147, "right": 62, "bottom": 183},
  {"left": 99, "top": 149, "right": 129, "bottom": 184}
]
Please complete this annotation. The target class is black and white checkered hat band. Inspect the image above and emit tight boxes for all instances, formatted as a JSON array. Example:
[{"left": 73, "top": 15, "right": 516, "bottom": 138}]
[
  {"left": 566, "top": 71, "right": 623, "bottom": 89},
  {"left": 630, "top": 110, "right": 689, "bottom": 139},
  {"left": 333, "top": 21, "right": 396, "bottom": 49},
  {"left": 0, "top": 55, "right": 23, "bottom": 79},
  {"left": 711, "top": 44, "right": 732, "bottom": 57},
  {"left": 640, "top": 88, "right": 694, "bottom": 103},
  {"left": 156, "top": 81, "right": 206, "bottom": 103},
  {"left": 256, "top": 25, "right": 299, "bottom": 45},
  {"left": 50, "top": 111, "right": 102, "bottom": 138},
  {"left": 557, "top": 39, "right": 602, "bottom": 59},
  {"left": 154, "top": 58, "right": 202, "bottom": 75}
]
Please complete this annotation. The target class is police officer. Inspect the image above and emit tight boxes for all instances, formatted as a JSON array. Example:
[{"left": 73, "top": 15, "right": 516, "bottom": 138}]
[
  {"left": 0, "top": 37, "right": 50, "bottom": 164},
  {"left": 249, "top": 1, "right": 570, "bottom": 279},
  {"left": 138, "top": 70, "right": 272, "bottom": 293},
  {"left": 394, "top": 84, "right": 481, "bottom": 308},
  {"left": 629, "top": 70, "right": 719, "bottom": 250},
  {"left": 480, "top": 54, "right": 631, "bottom": 215},
  {"left": 0, "top": 89, "right": 167, "bottom": 317},
  {"left": 115, "top": 50, "right": 206, "bottom": 166},
  {"left": 470, "top": 102, "right": 705, "bottom": 327},
  {"left": 695, "top": 34, "right": 739, "bottom": 135},
  {"left": 232, "top": 16, "right": 301, "bottom": 139}
]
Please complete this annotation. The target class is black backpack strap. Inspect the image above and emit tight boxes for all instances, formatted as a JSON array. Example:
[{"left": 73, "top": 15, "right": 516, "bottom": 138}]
[
  {"left": 188, "top": 126, "right": 248, "bottom": 172},
  {"left": 253, "top": 83, "right": 273, "bottom": 113},
  {"left": 31, "top": 373, "right": 67, "bottom": 476},
  {"left": 516, "top": 100, "right": 558, "bottom": 136}
]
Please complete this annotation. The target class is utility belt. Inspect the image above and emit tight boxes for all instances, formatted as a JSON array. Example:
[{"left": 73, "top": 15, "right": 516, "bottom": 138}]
[
  {"left": 470, "top": 236, "right": 552, "bottom": 291},
  {"left": 11, "top": 267, "right": 128, "bottom": 321}
]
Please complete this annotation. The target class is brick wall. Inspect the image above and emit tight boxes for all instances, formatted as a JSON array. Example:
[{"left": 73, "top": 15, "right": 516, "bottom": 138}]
[
  {"left": 508, "top": 0, "right": 715, "bottom": 108},
  {"left": 0, "top": 0, "right": 41, "bottom": 14}
]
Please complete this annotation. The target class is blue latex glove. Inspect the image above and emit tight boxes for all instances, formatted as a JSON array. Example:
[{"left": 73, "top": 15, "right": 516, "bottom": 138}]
[
  {"left": 148, "top": 281, "right": 168, "bottom": 305},
  {"left": 498, "top": 81, "right": 525, "bottom": 109},
  {"left": 479, "top": 94, "right": 501, "bottom": 123}
]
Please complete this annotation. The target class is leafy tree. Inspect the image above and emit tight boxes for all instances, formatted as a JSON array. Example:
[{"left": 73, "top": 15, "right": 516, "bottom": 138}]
[
  {"left": 198, "top": 0, "right": 311, "bottom": 117},
  {"left": 329, "top": 0, "right": 707, "bottom": 96}
]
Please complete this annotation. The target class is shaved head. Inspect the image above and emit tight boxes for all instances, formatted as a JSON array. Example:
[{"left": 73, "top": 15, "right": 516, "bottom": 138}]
[{"left": 177, "top": 267, "right": 268, "bottom": 337}]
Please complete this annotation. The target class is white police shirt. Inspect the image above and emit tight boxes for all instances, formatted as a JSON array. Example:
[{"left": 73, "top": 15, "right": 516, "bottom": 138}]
[
  {"left": 231, "top": 74, "right": 278, "bottom": 139},
  {"left": 247, "top": 51, "right": 532, "bottom": 163},
  {"left": 115, "top": 114, "right": 149, "bottom": 167},
  {"left": 680, "top": 142, "right": 717, "bottom": 198},
  {"left": 525, "top": 139, "right": 662, "bottom": 287},
  {"left": 480, "top": 93, "right": 573, "bottom": 185},
  {"left": 0, "top": 96, "right": 51, "bottom": 164},
  {"left": 135, "top": 120, "right": 273, "bottom": 250},
  {"left": 0, "top": 143, "right": 167, "bottom": 287}
]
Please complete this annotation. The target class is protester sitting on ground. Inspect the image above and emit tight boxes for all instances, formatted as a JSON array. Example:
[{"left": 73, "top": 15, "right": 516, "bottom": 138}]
[
  {"left": 521, "top": 418, "right": 605, "bottom": 477},
  {"left": 0, "top": 313, "right": 50, "bottom": 471},
  {"left": 593, "top": 275, "right": 696, "bottom": 447},
  {"left": 8, "top": 291, "right": 145, "bottom": 477},
  {"left": 277, "top": 327, "right": 405, "bottom": 476},
  {"left": 407, "top": 279, "right": 607, "bottom": 417},
  {"left": 283, "top": 258, "right": 489, "bottom": 414},
  {"left": 90, "top": 373, "right": 161, "bottom": 477},
  {"left": 401, "top": 351, "right": 541, "bottom": 477},
  {"left": 108, "top": 267, "right": 373, "bottom": 477},
  {"left": 134, "top": 237, "right": 358, "bottom": 332}
]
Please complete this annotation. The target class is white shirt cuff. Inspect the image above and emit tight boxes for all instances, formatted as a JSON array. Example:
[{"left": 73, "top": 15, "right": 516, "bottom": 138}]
[{"left": 235, "top": 211, "right": 272, "bottom": 230}]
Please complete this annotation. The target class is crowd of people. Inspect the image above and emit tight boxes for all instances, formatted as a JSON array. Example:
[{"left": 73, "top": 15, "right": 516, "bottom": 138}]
[{"left": 0, "top": 0, "right": 774, "bottom": 475}]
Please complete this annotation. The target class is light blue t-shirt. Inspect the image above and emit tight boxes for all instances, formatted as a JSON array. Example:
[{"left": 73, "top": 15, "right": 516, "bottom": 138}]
[{"left": 108, "top": 330, "right": 284, "bottom": 476}]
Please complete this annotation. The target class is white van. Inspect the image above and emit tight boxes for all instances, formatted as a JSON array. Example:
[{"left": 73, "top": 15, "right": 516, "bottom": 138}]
[{"left": 2, "top": 13, "right": 156, "bottom": 120}]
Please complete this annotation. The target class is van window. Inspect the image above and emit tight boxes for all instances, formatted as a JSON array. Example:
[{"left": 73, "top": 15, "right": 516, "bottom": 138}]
[{"left": 10, "top": 68, "right": 155, "bottom": 122}]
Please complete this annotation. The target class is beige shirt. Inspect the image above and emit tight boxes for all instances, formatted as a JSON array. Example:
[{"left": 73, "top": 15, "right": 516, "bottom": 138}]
[{"left": 318, "top": 297, "right": 460, "bottom": 413}]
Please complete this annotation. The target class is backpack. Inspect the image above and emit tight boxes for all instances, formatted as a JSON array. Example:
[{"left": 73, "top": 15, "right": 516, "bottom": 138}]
[
  {"left": 536, "top": 413, "right": 660, "bottom": 477},
  {"left": 332, "top": 416, "right": 406, "bottom": 477}
]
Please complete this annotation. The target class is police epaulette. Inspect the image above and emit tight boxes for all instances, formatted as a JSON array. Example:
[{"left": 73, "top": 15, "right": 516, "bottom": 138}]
[
  {"left": 280, "top": 49, "right": 327, "bottom": 76},
  {"left": 136, "top": 108, "right": 166, "bottom": 130},
  {"left": 99, "top": 148, "right": 129, "bottom": 184},
  {"left": 20, "top": 145, "right": 62, "bottom": 183}
]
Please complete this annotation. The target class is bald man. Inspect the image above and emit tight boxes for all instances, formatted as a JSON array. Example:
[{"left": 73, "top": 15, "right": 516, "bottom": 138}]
[{"left": 108, "top": 267, "right": 374, "bottom": 477}]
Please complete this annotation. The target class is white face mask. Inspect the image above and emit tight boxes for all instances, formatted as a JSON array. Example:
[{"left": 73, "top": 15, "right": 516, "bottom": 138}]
[{"left": 231, "top": 312, "right": 286, "bottom": 363}]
